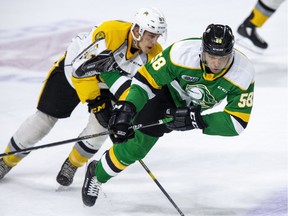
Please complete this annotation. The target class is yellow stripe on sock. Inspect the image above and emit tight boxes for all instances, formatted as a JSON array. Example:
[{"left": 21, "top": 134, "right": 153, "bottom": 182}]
[
  {"left": 251, "top": 8, "right": 269, "bottom": 27},
  {"left": 109, "top": 147, "right": 127, "bottom": 170},
  {"left": 3, "top": 147, "right": 21, "bottom": 167},
  {"left": 68, "top": 147, "right": 88, "bottom": 167}
]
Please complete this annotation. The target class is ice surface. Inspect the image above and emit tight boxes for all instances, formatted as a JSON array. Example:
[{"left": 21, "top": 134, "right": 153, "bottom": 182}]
[{"left": 0, "top": 0, "right": 287, "bottom": 215}]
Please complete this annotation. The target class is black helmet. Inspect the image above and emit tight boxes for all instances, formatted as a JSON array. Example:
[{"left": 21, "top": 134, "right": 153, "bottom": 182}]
[{"left": 202, "top": 24, "right": 234, "bottom": 56}]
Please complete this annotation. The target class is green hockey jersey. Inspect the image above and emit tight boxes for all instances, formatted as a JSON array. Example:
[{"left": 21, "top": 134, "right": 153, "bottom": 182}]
[{"left": 125, "top": 38, "right": 255, "bottom": 136}]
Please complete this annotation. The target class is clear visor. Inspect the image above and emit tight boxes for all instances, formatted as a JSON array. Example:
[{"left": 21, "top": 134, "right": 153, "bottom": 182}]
[
  {"left": 201, "top": 51, "right": 234, "bottom": 71},
  {"left": 157, "top": 30, "right": 167, "bottom": 44}
]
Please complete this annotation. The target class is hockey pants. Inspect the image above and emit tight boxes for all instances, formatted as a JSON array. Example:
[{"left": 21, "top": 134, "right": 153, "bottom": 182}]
[{"left": 95, "top": 130, "right": 159, "bottom": 183}]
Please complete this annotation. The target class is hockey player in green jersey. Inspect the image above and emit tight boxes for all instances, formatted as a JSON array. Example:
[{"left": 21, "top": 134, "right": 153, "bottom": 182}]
[{"left": 81, "top": 24, "right": 255, "bottom": 207}]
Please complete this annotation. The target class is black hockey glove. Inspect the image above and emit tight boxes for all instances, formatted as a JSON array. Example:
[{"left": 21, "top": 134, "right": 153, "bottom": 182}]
[
  {"left": 76, "top": 50, "right": 126, "bottom": 76},
  {"left": 87, "top": 96, "right": 112, "bottom": 128},
  {"left": 165, "top": 105, "right": 206, "bottom": 131},
  {"left": 108, "top": 101, "right": 136, "bottom": 144}
]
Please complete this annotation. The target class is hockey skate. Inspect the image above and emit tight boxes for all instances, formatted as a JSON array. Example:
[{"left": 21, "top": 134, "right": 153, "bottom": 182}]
[
  {"left": 236, "top": 22, "right": 268, "bottom": 54},
  {"left": 0, "top": 158, "right": 12, "bottom": 180},
  {"left": 82, "top": 160, "right": 101, "bottom": 207},
  {"left": 56, "top": 158, "right": 78, "bottom": 186}
]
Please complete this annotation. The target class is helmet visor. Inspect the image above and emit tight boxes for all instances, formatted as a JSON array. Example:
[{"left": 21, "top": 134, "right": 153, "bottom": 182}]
[{"left": 201, "top": 51, "right": 234, "bottom": 73}]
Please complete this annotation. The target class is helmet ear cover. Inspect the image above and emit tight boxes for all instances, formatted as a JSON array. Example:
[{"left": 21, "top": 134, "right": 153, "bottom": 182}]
[{"left": 202, "top": 24, "right": 235, "bottom": 56}]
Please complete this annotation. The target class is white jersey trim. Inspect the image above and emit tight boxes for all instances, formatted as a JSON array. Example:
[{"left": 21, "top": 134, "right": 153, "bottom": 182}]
[
  {"left": 170, "top": 40, "right": 202, "bottom": 69},
  {"left": 224, "top": 51, "right": 255, "bottom": 90},
  {"left": 231, "top": 115, "right": 245, "bottom": 135},
  {"left": 170, "top": 80, "right": 192, "bottom": 106},
  {"left": 110, "top": 76, "right": 131, "bottom": 95},
  {"left": 131, "top": 79, "right": 156, "bottom": 99}
]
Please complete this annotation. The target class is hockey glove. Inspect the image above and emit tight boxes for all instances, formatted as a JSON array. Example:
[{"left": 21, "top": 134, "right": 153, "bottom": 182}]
[
  {"left": 75, "top": 50, "right": 126, "bottom": 76},
  {"left": 108, "top": 101, "right": 136, "bottom": 144},
  {"left": 87, "top": 96, "right": 112, "bottom": 128},
  {"left": 165, "top": 105, "right": 206, "bottom": 131}
]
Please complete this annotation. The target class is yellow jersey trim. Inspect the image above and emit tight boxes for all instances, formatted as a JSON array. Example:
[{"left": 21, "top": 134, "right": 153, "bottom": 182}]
[
  {"left": 138, "top": 66, "right": 161, "bottom": 89},
  {"left": 225, "top": 108, "right": 250, "bottom": 122}
]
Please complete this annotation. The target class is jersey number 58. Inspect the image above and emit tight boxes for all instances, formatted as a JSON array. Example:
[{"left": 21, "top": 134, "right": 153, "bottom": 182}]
[
  {"left": 151, "top": 53, "right": 166, "bottom": 71},
  {"left": 238, "top": 92, "right": 253, "bottom": 108}
]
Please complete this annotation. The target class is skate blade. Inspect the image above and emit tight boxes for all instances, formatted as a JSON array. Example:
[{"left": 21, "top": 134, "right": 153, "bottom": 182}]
[{"left": 55, "top": 185, "right": 73, "bottom": 192}]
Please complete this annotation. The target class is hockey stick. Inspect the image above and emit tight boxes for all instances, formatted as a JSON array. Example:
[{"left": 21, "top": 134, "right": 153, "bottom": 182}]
[
  {"left": 0, "top": 117, "right": 173, "bottom": 158},
  {"left": 139, "top": 160, "right": 185, "bottom": 216},
  {"left": 0, "top": 131, "right": 109, "bottom": 158}
]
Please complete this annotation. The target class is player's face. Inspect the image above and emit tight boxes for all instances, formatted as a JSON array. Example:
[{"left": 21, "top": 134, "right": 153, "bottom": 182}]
[
  {"left": 138, "top": 31, "right": 160, "bottom": 53},
  {"left": 203, "top": 52, "right": 232, "bottom": 74}
]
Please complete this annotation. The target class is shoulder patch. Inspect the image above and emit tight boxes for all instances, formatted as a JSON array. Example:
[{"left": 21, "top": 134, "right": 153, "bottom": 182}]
[{"left": 94, "top": 31, "right": 105, "bottom": 41}]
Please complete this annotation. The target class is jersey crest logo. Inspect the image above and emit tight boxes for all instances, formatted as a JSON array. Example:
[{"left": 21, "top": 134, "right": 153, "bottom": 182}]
[
  {"left": 94, "top": 31, "right": 105, "bottom": 41},
  {"left": 185, "top": 84, "right": 217, "bottom": 108},
  {"left": 181, "top": 75, "right": 199, "bottom": 82}
]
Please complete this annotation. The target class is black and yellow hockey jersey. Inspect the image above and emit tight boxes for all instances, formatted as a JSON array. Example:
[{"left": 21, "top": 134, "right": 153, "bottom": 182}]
[{"left": 64, "top": 20, "right": 163, "bottom": 103}]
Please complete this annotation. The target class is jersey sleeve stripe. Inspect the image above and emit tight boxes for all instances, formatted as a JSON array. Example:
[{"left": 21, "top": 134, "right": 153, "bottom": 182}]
[
  {"left": 109, "top": 76, "right": 130, "bottom": 97},
  {"left": 138, "top": 66, "right": 161, "bottom": 89},
  {"left": 118, "top": 87, "right": 131, "bottom": 101},
  {"left": 131, "top": 79, "right": 156, "bottom": 99},
  {"left": 224, "top": 108, "right": 251, "bottom": 122},
  {"left": 114, "top": 79, "right": 131, "bottom": 100},
  {"left": 230, "top": 116, "right": 245, "bottom": 134}
]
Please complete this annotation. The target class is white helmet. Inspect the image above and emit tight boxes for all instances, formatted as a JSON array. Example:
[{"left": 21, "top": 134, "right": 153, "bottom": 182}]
[{"left": 131, "top": 7, "right": 167, "bottom": 41}]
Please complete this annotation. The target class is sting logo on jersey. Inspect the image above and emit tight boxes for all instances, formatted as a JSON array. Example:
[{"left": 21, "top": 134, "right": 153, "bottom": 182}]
[
  {"left": 185, "top": 84, "right": 217, "bottom": 108},
  {"left": 181, "top": 75, "right": 199, "bottom": 82}
]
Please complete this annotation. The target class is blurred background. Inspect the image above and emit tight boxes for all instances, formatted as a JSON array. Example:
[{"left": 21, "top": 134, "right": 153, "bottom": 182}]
[{"left": 0, "top": 1, "right": 287, "bottom": 216}]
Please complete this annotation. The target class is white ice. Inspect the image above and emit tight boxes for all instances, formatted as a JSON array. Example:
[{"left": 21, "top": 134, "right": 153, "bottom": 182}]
[{"left": 0, "top": 0, "right": 287, "bottom": 216}]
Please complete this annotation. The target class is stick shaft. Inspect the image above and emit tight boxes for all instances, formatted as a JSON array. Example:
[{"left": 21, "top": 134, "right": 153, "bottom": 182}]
[
  {"left": 139, "top": 160, "right": 185, "bottom": 216},
  {"left": 0, "top": 131, "right": 110, "bottom": 157},
  {"left": 0, "top": 118, "right": 173, "bottom": 158}
]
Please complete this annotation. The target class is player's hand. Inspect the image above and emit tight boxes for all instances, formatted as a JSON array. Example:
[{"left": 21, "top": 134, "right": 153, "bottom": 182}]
[
  {"left": 165, "top": 105, "right": 206, "bottom": 131},
  {"left": 108, "top": 101, "right": 136, "bottom": 143},
  {"left": 87, "top": 96, "right": 112, "bottom": 128}
]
